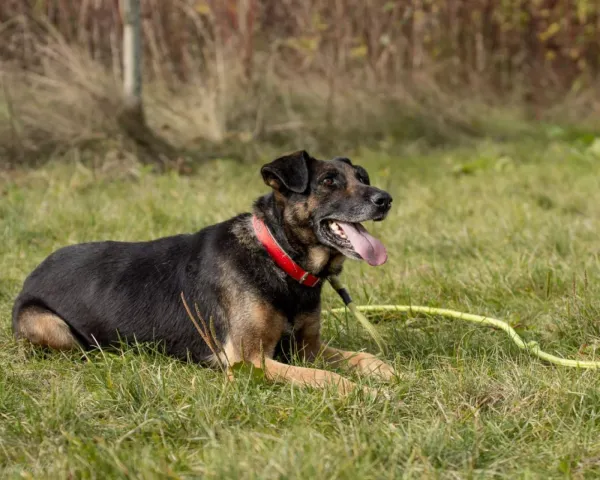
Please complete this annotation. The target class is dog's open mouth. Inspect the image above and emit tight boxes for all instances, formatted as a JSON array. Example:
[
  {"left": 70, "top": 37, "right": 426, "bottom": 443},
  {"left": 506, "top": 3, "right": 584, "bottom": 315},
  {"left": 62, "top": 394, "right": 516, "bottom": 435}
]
[{"left": 323, "top": 220, "right": 387, "bottom": 266}]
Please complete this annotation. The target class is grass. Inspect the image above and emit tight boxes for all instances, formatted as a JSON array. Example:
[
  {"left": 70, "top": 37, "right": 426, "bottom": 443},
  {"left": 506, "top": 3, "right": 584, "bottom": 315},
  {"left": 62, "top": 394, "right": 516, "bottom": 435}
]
[{"left": 2, "top": 136, "right": 600, "bottom": 479}]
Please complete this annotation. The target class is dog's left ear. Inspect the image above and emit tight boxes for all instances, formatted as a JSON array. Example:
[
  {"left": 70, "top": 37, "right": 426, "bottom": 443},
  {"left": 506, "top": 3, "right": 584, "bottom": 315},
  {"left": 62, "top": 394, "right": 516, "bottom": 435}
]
[{"left": 261, "top": 150, "right": 310, "bottom": 193}]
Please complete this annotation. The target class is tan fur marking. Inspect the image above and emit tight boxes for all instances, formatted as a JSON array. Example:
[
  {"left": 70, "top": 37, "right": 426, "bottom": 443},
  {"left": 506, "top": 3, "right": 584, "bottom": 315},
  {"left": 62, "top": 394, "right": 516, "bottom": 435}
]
[
  {"left": 295, "top": 310, "right": 396, "bottom": 381},
  {"left": 306, "top": 195, "right": 320, "bottom": 215},
  {"left": 267, "top": 178, "right": 280, "bottom": 190},
  {"left": 340, "top": 162, "right": 361, "bottom": 194},
  {"left": 256, "top": 357, "right": 359, "bottom": 395},
  {"left": 290, "top": 202, "right": 310, "bottom": 222},
  {"left": 318, "top": 347, "right": 396, "bottom": 381},
  {"left": 283, "top": 203, "right": 317, "bottom": 244},
  {"left": 16, "top": 306, "right": 78, "bottom": 350},
  {"left": 220, "top": 274, "right": 286, "bottom": 366},
  {"left": 273, "top": 191, "right": 287, "bottom": 209},
  {"left": 306, "top": 246, "right": 330, "bottom": 273}
]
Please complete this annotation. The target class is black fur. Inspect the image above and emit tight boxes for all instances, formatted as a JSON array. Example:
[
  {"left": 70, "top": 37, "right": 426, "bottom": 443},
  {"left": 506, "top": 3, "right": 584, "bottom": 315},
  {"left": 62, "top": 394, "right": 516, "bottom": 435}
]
[
  {"left": 12, "top": 150, "right": 392, "bottom": 364},
  {"left": 11, "top": 212, "right": 325, "bottom": 362}
]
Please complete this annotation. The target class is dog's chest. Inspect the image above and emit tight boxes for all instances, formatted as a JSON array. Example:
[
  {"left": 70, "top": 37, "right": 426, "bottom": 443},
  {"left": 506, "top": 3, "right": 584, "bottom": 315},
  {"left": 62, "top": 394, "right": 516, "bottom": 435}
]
[
  {"left": 271, "top": 279, "right": 322, "bottom": 335},
  {"left": 282, "top": 309, "right": 321, "bottom": 336}
]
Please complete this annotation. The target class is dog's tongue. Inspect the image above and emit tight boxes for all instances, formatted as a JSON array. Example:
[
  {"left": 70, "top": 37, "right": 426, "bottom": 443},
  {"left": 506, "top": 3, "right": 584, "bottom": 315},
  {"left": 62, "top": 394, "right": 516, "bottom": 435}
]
[{"left": 338, "top": 222, "right": 387, "bottom": 266}]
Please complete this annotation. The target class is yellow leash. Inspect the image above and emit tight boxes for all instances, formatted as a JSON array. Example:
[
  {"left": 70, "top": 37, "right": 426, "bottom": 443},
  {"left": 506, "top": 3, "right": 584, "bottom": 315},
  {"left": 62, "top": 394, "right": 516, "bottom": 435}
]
[{"left": 327, "top": 276, "right": 600, "bottom": 369}]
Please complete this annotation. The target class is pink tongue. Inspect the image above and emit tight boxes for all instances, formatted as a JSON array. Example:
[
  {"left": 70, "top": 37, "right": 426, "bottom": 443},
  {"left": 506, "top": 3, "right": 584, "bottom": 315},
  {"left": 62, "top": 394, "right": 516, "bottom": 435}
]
[{"left": 338, "top": 222, "right": 387, "bottom": 266}]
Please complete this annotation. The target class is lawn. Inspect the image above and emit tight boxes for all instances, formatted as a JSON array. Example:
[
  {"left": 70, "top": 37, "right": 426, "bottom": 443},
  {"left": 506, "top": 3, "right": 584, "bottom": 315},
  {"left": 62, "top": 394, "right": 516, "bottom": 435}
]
[{"left": 1, "top": 138, "right": 600, "bottom": 479}]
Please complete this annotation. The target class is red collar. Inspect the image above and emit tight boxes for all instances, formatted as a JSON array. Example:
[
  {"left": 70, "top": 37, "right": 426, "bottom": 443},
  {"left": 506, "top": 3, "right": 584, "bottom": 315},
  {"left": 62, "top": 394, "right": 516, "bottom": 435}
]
[{"left": 252, "top": 215, "right": 321, "bottom": 287}]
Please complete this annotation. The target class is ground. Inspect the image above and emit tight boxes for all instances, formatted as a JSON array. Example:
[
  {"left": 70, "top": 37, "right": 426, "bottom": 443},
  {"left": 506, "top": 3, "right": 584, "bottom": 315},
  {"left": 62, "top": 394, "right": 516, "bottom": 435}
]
[{"left": 1, "top": 138, "right": 600, "bottom": 479}]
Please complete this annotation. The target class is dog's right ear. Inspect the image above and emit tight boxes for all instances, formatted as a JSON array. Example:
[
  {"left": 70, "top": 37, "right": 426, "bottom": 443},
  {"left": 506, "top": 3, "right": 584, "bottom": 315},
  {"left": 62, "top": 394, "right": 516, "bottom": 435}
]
[{"left": 261, "top": 150, "right": 310, "bottom": 194}]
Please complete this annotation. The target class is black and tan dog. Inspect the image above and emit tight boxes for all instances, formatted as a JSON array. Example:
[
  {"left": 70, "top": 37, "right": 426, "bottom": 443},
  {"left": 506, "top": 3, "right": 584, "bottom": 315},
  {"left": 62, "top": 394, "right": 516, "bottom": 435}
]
[{"left": 12, "top": 151, "right": 395, "bottom": 394}]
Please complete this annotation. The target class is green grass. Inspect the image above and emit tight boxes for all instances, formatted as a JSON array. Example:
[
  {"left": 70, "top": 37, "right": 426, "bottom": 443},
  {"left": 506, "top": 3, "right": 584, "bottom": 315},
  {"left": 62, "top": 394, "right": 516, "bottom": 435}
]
[{"left": 2, "top": 138, "right": 600, "bottom": 479}]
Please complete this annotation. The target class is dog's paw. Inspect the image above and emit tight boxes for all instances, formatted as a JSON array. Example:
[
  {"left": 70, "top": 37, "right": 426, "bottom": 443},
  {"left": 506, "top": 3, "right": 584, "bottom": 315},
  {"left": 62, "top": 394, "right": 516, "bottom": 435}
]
[
  {"left": 372, "top": 361, "right": 396, "bottom": 381},
  {"left": 356, "top": 356, "right": 396, "bottom": 381}
]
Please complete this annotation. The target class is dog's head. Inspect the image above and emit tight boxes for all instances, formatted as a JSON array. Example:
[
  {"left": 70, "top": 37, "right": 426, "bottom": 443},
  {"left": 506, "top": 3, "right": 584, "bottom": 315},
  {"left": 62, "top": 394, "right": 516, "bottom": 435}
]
[{"left": 260, "top": 150, "right": 392, "bottom": 266}]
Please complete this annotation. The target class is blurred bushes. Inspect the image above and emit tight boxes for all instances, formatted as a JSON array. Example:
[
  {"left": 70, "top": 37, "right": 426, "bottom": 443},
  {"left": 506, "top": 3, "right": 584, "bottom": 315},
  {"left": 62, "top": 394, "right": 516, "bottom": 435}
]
[{"left": 1, "top": 1, "right": 600, "bottom": 167}]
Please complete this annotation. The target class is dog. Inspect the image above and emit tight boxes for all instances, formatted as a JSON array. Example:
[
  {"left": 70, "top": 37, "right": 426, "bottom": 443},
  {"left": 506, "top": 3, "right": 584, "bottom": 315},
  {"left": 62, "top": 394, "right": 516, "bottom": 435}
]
[{"left": 12, "top": 150, "right": 395, "bottom": 394}]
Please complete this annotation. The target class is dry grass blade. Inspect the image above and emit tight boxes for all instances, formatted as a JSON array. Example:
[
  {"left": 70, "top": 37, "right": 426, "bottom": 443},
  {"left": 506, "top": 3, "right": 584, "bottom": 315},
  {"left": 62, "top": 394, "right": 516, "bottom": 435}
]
[
  {"left": 179, "top": 292, "right": 225, "bottom": 373},
  {"left": 193, "top": 302, "right": 221, "bottom": 361}
]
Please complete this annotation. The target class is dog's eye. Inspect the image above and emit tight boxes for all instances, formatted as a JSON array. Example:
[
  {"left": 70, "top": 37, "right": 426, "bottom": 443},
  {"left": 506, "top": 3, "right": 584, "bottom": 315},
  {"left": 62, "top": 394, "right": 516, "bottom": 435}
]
[{"left": 322, "top": 177, "right": 336, "bottom": 187}]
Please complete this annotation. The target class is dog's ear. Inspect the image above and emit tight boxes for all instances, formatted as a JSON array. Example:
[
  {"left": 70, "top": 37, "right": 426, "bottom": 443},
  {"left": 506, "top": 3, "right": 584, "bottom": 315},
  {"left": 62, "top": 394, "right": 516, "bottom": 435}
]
[
  {"left": 261, "top": 150, "right": 310, "bottom": 193},
  {"left": 355, "top": 165, "right": 370, "bottom": 185}
]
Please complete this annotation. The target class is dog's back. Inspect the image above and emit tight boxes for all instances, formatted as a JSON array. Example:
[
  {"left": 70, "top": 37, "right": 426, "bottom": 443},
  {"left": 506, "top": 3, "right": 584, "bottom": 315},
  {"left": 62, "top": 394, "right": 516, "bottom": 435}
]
[{"left": 12, "top": 219, "right": 238, "bottom": 362}]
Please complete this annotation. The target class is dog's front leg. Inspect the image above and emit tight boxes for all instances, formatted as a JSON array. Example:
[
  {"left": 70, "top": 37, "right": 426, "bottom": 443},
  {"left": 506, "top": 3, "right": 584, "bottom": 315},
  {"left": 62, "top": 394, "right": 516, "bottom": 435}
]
[
  {"left": 225, "top": 344, "right": 362, "bottom": 395},
  {"left": 221, "top": 298, "right": 361, "bottom": 395},
  {"left": 296, "top": 312, "right": 396, "bottom": 381},
  {"left": 257, "top": 358, "right": 360, "bottom": 395}
]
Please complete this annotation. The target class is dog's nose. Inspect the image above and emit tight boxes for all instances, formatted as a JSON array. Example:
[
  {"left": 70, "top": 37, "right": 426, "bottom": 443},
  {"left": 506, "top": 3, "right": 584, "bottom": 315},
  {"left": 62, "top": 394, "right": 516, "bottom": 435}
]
[{"left": 371, "top": 191, "right": 393, "bottom": 211}]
